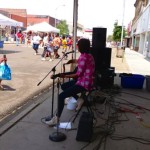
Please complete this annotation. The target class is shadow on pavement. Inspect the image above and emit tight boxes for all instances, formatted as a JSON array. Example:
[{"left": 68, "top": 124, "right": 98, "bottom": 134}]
[
  {"left": 3, "top": 85, "right": 16, "bottom": 91},
  {"left": 145, "top": 57, "right": 150, "bottom": 62},
  {"left": 0, "top": 50, "right": 21, "bottom": 54}
]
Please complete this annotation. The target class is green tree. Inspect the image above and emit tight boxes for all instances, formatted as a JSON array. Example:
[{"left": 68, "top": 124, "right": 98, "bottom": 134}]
[
  {"left": 56, "top": 20, "right": 69, "bottom": 36},
  {"left": 113, "top": 21, "right": 126, "bottom": 42},
  {"left": 107, "top": 35, "right": 113, "bottom": 42}
]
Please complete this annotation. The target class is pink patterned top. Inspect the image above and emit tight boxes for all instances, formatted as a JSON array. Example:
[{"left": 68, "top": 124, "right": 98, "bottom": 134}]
[{"left": 76, "top": 53, "right": 95, "bottom": 91}]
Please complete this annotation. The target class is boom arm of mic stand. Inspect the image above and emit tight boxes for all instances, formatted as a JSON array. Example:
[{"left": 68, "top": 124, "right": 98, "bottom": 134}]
[
  {"left": 37, "top": 54, "right": 66, "bottom": 86},
  {"left": 37, "top": 67, "right": 55, "bottom": 86}
]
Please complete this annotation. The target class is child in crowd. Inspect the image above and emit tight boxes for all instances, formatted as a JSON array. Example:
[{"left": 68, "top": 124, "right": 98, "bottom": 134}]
[
  {"left": 67, "top": 36, "right": 73, "bottom": 50},
  {"left": 62, "top": 35, "right": 68, "bottom": 59},
  {"left": 62, "top": 35, "right": 67, "bottom": 54},
  {"left": 42, "top": 41, "right": 54, "bottom": 61}
]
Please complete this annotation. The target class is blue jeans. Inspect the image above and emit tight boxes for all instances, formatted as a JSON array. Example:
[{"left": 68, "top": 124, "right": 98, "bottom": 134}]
[
  {"left": 57, "top": 80, "right": 86, "bottom": 117},
  {"left": 33, "top": 44, "right": 39, "bottom": 53},
  {"left": 16, "top": 38, "right": 20, "bottom": 46}
]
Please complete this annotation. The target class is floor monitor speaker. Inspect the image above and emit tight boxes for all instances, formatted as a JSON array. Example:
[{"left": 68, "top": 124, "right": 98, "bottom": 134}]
[{"left": 76, "top": 112, "right": 93, "bottom": 142}]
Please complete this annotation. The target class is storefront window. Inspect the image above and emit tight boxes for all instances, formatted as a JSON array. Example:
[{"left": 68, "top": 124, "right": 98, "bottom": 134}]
[
  {"left": 147, "top": 32, "right": 150, "bottom": 57},
  {"left": 147, "top": 32, "right": 150, "bottom": 51}
]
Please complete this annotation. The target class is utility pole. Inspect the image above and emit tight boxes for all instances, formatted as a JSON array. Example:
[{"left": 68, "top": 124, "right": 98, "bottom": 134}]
[
  {"left": 72, "top": 0, "right": 78, "bottom": 59},
  {"left": 121, "top": 0, "right": 126, "bottom": 47}
]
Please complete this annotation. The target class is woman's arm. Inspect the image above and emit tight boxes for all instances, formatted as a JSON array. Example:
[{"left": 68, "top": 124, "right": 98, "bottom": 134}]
[
  {"left": 0, "top": 55, "right": 7, "bottom": 64},
  {"left": 64, "top": 73, "right": 78, "bottom": 79}
]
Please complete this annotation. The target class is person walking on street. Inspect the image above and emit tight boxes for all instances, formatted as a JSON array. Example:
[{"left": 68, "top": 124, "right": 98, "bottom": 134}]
[
  {"left": 67, "top": 36, "right": 73, "bottom": 51},
  {"left": 62, "top": 35, "right": 68, "bottom": 59},
  {"left": 16, "top": 30, "right": 22, "bottom": 46},
  {"left": 32, "top": 33, "right": 41, "bottom": 55},
  {"left": 53, "top": 33, "right": 61, "bottom": 59},
  {"left": 41, "top": 33, "right": 49, "bottom": 60}
]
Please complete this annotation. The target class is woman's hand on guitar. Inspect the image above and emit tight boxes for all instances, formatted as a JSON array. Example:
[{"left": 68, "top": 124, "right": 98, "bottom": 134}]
[{"left": 59, "top": 73, "right": 65, "bottom": 78}]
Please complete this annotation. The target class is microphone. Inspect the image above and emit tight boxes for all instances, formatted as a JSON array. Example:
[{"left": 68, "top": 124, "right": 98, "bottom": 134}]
[{"left": 65, "top": 50, "right": 75, "bottom": 55}]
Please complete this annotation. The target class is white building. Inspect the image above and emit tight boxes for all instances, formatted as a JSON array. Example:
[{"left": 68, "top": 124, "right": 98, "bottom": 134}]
[{"left": 131, "top": 0, "right": 150, "bottom": 58}]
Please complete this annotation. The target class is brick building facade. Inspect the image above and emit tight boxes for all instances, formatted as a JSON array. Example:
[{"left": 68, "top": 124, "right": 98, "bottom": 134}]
[
  {"left": 27, "top": 15, "right": 55, "bottom": 27},
  {"left": 0, "top": 8, "right": 27, "bottom": 27}
]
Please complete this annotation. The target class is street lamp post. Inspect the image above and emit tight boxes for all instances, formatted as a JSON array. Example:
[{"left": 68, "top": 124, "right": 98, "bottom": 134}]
[{"left": 55, "top": 4, "right": 65, "bottom": 27}]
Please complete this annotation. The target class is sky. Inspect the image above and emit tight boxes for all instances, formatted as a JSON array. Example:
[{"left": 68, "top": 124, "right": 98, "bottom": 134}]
[{"left": 0, "top": 0, "right": 136, "bottom": 35}]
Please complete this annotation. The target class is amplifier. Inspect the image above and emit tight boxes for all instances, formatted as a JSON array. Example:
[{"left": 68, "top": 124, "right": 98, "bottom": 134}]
[{"left": 76, "top": 112, "right": 93, "bottom": 142}]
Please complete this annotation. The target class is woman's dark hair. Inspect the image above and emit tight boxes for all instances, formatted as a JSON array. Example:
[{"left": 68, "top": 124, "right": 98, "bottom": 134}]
[
  {"left": 55, "top": 33, "right": 59, "bottom": 37},
  {"left": 77, "top": 38, "right": 90, "bottom": 53},
  {"left": 62, "top": 35, "right": 65, "bottom": 39}
]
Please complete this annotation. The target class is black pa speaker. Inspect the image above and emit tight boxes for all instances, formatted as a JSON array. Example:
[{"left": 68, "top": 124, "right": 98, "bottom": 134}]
[
  {"left": 92, "top": 28, "right": 107, "bottom": 48},
  {"left": 90, "top": 47, "right": 112, "bottom": 73},
  {"left": 96, "top": 67, "right": 116, "bottom": 89},
  {"left": 76, "top": 112, "right": 93, "bottom": 142}
]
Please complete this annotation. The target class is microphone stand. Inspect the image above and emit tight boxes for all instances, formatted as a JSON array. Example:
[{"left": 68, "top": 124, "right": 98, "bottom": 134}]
[
  {"left": 49, "top": 78, "right": 66, "bottom": 142},
  {"left": 37, "top": 53, "right": 68, "bottom": 120}
]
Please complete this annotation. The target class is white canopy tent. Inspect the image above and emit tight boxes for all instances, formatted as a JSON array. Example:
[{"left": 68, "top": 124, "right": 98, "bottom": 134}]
[
  {"left": 26, "top": 22, "right": 60, "bottom": 33},
  {"left": 0, "top": 13, "right": 23, "bottom": 27}
]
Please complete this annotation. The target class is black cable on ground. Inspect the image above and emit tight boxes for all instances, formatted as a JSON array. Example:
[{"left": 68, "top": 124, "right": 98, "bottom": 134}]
[
  {"left": 115, "top": 97, "right": 150, "bottom": 112},
  {"left": 110, "top": 134, "right": 150, "bottom": 145},
  {"left": 121, "top": 91, "right": 150, "bottom": 101}
]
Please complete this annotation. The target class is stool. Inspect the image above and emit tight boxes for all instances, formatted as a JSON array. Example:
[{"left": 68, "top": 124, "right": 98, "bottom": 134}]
[{"left": 72, "top": 91, "right": 93, "bottom": 123}]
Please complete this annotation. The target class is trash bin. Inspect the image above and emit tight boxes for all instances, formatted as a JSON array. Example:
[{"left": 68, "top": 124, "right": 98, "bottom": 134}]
[
  {"left": 120, "top": 73, "right": 145, "bottom": 89},
  {"left": 0, "top": 41, "right": 4, "bottom": 48},
  {"left": 146, "top": 75, "right": 150, "bottom": 91},
  {"left": 116, "top": 46, "right": 124, "bottom": 58}
]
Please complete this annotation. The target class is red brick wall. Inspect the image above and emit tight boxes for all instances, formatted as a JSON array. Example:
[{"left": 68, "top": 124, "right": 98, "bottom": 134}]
[
  {"left": 27, "top": 15, "right": 55, "bottom": 27},
  {"left": 11, "top": 14, "right": 27, "bottom": 27},
  {"left": 0, "top": 8, "right": 27, "bottom": 17}
]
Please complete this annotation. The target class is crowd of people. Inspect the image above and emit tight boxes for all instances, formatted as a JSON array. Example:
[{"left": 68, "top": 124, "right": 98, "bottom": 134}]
[
  {"left": 15, "top": 30, "right": 74, "bottom": 61},
  {"left": 0, "top": 30, "right": 83, "bottom": 90}
]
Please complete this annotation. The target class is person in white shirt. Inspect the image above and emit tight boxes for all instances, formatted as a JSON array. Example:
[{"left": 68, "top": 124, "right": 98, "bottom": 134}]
[
  {"left": 41, "top": 33, "right": 49, "bottom": 60},
  {"left": 32, "top": 33, "right": 41, "bottom": 55}
]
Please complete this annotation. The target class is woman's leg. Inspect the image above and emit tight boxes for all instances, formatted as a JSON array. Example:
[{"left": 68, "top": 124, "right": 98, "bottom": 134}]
[
  {"left": 54, "top": 47, "right": 60, "bottom": 59},
  {"left": 36, "top": 44, "right": 39, "bottom": 54},
  {"left": 0, "top": 79, "right": 4, "bottom": 90},
  {"left": 0, "top": 79, "right": 2, "bottom": 86},
  {"left": 16, "top": 38, "right": 19, "bottom": 46},
  {"left": 61, "top": 80, "right": 76, "bottom": 91},
  {"left": 57, "top": 84, "right": 86, "bottom": 118},
  {"left": 41, "top": 47, "right": 47, "bottom": 58}
]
